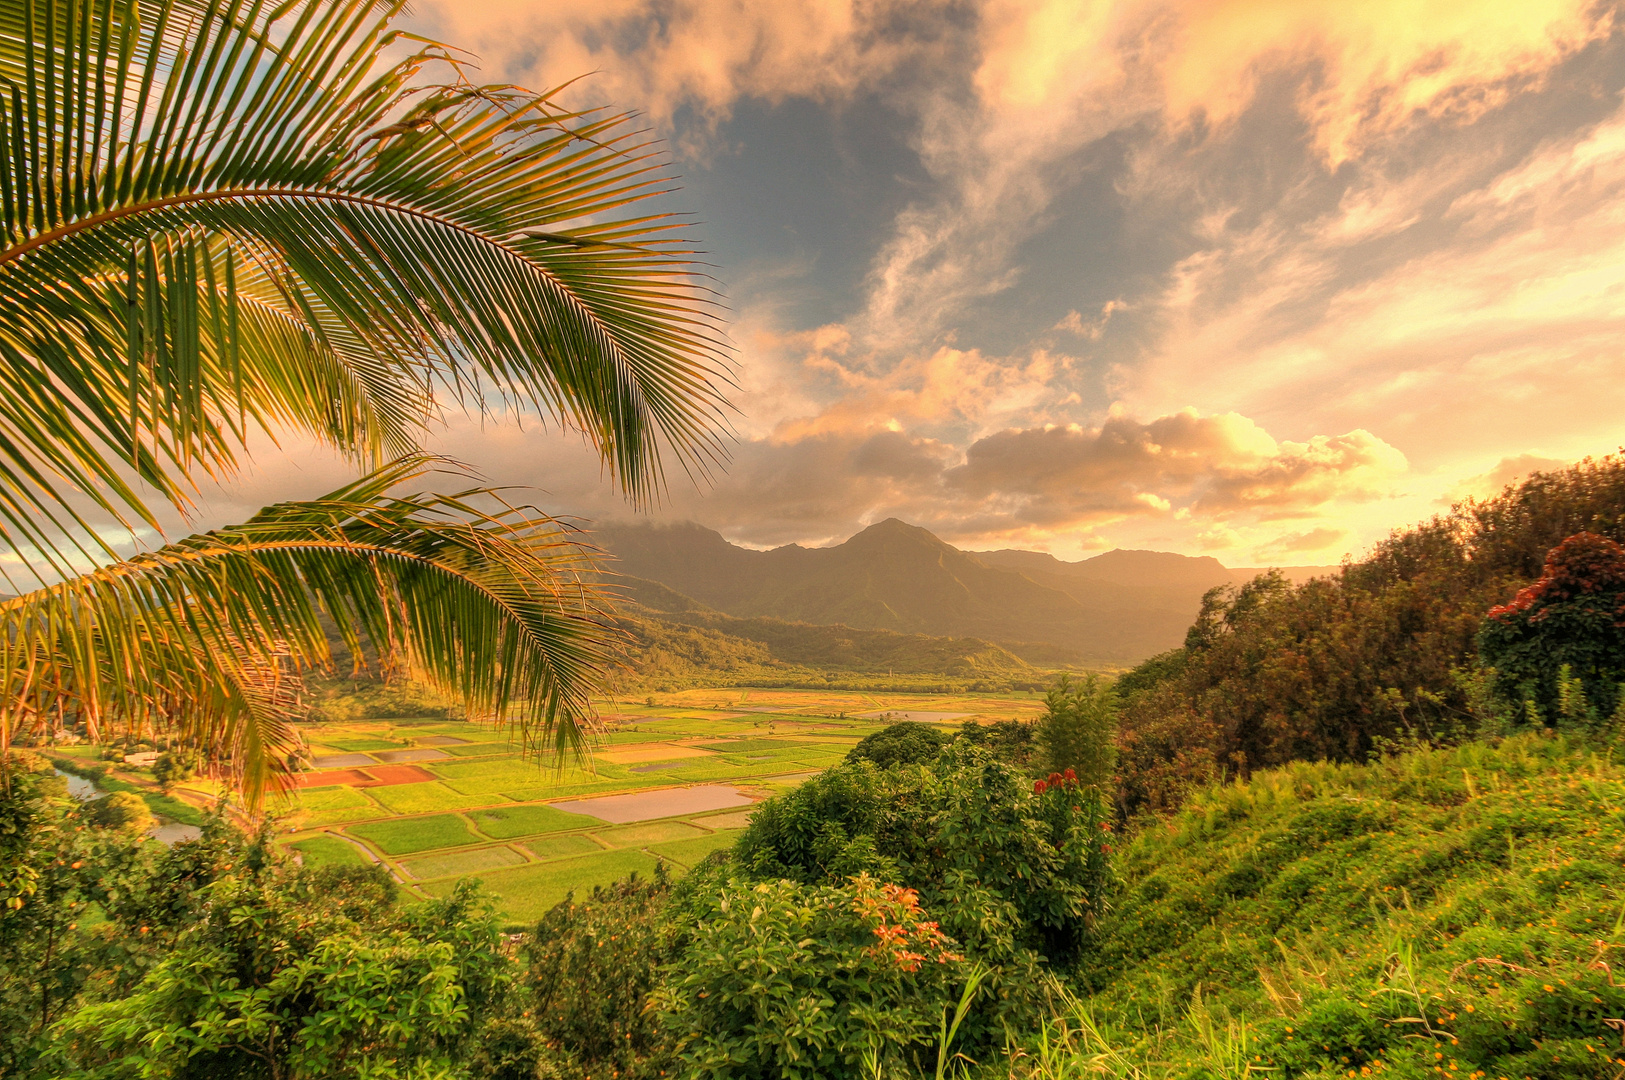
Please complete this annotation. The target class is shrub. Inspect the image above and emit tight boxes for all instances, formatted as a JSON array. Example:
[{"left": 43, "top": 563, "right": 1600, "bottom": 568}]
[
  {"left": 523, "top": 867, "right": 674, "bottom": 1078},
  {"left": 151, "top": 750, "right": 198, "bottom": 794},
  {"left": 653, "top": 875, "right": 966, "bottom": 1080},
  {"left": 1035, "top": 675, "right": 1117, "bottom": 787},
  {"left": 1478, "top": 531, "right": 1625, "bottom": 723},
  {"left": 732, "top": 743, "right": 1112, "bottom": 972},
  {"left": 846, "top": 721, "right": 950, "bottom": 768},
  {"left": 83, "top": 792, "right": 152, "bottom": 834}
]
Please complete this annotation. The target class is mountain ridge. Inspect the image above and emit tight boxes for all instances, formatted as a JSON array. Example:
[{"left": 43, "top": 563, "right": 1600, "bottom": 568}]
[{"left": 593, "top": 518, "right": 1336, "bottom": 664}]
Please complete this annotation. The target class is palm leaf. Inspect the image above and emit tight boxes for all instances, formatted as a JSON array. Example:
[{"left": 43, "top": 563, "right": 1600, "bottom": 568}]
[
  {"left": 0, "top": 457, "right": 614, "bottom": 806},
  {"left": 0, "top": 0, "right": 732, "bottom": 573}
]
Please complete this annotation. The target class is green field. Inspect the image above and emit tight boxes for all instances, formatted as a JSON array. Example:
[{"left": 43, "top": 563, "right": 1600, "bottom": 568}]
[{"left": 273, "top": 687, "right": 1042, "bottom": 923}]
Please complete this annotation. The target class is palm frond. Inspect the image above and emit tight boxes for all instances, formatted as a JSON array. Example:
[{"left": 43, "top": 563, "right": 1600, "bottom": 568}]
[
  {"left": 0, "top": 0, "right": 732, "bottom": 570},
  {"left": 0, "top": 457, "right": 614, "bottom": 806}
]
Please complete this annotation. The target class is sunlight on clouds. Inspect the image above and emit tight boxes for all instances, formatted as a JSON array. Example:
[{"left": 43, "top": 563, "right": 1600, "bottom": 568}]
[{"left": 1164, "top": 0, "right": 1608, "bottom": 163}]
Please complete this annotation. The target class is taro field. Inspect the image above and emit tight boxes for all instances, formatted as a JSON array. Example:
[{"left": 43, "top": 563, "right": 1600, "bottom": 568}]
[{"left": 276, "top": 687, "right": 1042, "bottom": 923}]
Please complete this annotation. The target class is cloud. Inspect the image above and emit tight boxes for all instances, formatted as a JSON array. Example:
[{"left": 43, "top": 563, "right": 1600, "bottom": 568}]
[
  {"left": 1443, "top": 453, "right": 1573, "bottom": 504},
  {"left": 1054, "top": 300, "right": 1127, "bottom": 340},
  {"left": 1120, "top": 95, "right": 1625, "bottom": 482},
  {"left": 1251, "top": 526, "right": 1350, "bottom": 561},
  {"left": 1161, "top": 0, "right": 1610, "bottom": 164},
  {"left": 945, "top": 409, "right": 1407, "bottom": 527}
]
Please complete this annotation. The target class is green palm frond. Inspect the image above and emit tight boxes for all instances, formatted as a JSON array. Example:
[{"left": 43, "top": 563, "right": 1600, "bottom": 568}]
[
  {"left": 0, "top": 0, "right": 732, "bottom": 573},
  {"left": 0, "top": 457, "right": 613, "bottom": 806}
]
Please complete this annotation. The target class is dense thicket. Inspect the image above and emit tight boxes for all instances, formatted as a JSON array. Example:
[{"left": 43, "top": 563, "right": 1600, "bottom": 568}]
[{"left": 1113, "top": 454, "right": 1625, "bottom": 814}]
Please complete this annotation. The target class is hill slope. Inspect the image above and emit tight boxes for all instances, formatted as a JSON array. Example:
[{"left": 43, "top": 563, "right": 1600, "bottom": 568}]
[
  {"left": 594, "top": 520, "right": 1331, "bottom": 664},
  {"left": 1071, "top": 733, "right": 1625, "bottom": 1079}
]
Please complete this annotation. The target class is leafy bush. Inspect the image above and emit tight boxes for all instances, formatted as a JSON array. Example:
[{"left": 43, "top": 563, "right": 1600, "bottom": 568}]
[
  {"left": 846, "top": 720, "right": 950, "bottom": 768},
  {"left": 732, "top": 743, "right": 1112, "bottom": 981},
  {"left": 1478, "top": 531, "right": 1625, "bottom": 723},
  {"left": 522, "top": 867, "right": 675, "bottom": 1079},
  {"left": 83, "top": 792, "right": 152, "bottom": 834},
  {"left": 654, "top": 875, "right": 966, "bottom": 1080},
  {"left": 1035, "top": 675, "right": 1117, "bottom": 787}
]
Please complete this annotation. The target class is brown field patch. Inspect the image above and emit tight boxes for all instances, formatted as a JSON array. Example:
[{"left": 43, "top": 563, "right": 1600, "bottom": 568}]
[{"left": 295, "top": 764, "right": 436, "bottom": 788}]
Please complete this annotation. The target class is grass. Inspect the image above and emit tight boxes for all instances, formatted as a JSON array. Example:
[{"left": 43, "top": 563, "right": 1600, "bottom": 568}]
[
  {"left": 596, "top": 821, "right": 707, "bottom": 848},
  {"left": 430, "top": 849, "right": 663, "bottom": 923},
  {"left": 1033, "top": 733, "right": 1625, "bottom": 1080},
  {"left": 286, "top": 785, "right": 380, "bottom": 826},
  {"left": 366, "top": 782, "right": 497, "bottom": 815},
  {"left": 286, "top": 834, "right": 369, "bottom": 869},
  {"left": 524, "top": 834, "right": 605, "bottom": 860},
  {"left": 400, "top": 846, "right": 527, "bottom": 880},
  {"left": 646, "top": 831, "right": 741, "bottom": 867},
  {"left": 348, "top": 814, "right": 482, "bottom": 855},
  {"left": 323, "top": 738, "right": 403, "bottom": 752},
  {"left": 468, "top": 803, "right": 597, "bottom": 839}
]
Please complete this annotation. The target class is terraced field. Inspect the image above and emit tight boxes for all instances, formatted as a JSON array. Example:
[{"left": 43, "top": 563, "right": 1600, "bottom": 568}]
[{"left": 277, "top": 688, "right": 1043, "bottom": 923}]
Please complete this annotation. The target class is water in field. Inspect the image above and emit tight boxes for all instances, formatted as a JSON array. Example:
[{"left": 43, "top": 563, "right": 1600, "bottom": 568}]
[
  {"left": 54, "top": 768, "right": 98, "bottom": 800},
  {"left": 548, "top": 784, "right": 755, "bottom": 823},
  {"left": 147, "top": 822, "right": 203, "bottom": 845}
]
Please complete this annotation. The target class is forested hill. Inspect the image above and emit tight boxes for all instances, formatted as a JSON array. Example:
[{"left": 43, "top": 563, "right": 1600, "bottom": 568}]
[
  {"left": 592, "top": 518, "right": 1332, "bottom": 665},
  {"left": 1111, "top": 453, "right": 1625, "bottom": 815}
]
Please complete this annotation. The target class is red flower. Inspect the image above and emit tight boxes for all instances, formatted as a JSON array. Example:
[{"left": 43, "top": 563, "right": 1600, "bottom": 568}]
[
  {"left": 1063, "top": 768, "right": 1076, "bottom": 781},
  {"left": 1034, "top": 780, "right": 1047, "bottom": 794}
]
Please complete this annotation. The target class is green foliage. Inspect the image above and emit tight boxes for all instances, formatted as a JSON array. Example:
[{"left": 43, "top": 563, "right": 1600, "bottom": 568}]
[
  {"left": 653, "top": 875, "right": 968, "bottom": 1080},
  {"left": 83, "top": 792, "right": 153, "bottom": 834},
  {"left": 847, "top": 721, "right": 951, "bottom": 768},
  {"left": 955, "top": 718, "right": 1037, "bottom": 767},
  {"left": 732, "top": 744, "right": 1112, "bottom": 978},
  {"left": 1031, "top": 733, "right": 1625, "bottom": 1080},
  {"left": 1116, "top": 454, "right": 1625, "bottom": 816},
  {"left": 150, "top": 750, "right": 197, "bottom": 794},
  {"left": 523, "top": 868, "right": 675, "bottom": 1078},
  {"left": 1478, "top": 531, "right": 1625, "bottom": 724},
  {"left": 1036, "top": 676, "right": 1118, "bottom": 788},
  {"left": 56, "top": 875, "right": 507, "bottom": 1079}
]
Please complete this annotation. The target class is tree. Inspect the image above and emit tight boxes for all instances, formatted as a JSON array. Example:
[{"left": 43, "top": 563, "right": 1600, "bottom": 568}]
[
  {"left": 847, "top": 720, "right": 950, "bottom": 768},
  {"left": 1478, "top": 531, "right": 1625, "bottom": 723},
  {"left": 83, "top": 792, "right": 152, "bottom": 834},
  {"left": 1036, "top": 675, "right": 1117, "bottom": 789},
  {"left": 0, "top": 0, "right": 730, "bottom": 801}
]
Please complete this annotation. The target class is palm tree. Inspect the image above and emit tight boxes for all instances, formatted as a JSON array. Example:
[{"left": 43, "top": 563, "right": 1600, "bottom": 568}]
[{"left": 0, "top": 0, "right": 731, "bottom": 803}]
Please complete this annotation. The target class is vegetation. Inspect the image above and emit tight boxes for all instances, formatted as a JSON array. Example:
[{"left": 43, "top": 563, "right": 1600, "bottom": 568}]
[
  {"left": 846, "top": 721, "right": 952, "bottom": 767},
  {"left": 1112, "top": 453, "right": 1625, "bottom": 815},
  {"left": 1036, "top": 675, "right": 1118, "bottom": 788},
  {"left": 0, "top": 0, "right": 729, "bottom": 801}
]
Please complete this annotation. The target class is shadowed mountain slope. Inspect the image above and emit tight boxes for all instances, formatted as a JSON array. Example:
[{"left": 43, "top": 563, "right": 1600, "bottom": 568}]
[{"left": 594, "top": 520, "right": 1335, "bottom": 664}]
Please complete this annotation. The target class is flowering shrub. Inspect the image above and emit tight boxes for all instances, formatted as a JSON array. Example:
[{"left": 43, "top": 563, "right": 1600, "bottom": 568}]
[
  {"left": 653, "top": 874, "right": 966, "bottom": 1080},
  {"left": 1479, "top": 531, "right": 1625, "bottom": 722}
]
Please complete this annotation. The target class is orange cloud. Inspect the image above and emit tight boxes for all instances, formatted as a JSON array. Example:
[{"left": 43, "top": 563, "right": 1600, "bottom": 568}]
[{"left": 1163, "top": 0, "right": 1611, "bottom": 163}]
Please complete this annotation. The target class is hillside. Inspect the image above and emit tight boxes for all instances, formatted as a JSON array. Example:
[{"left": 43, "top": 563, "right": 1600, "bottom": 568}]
[
  {"left": 606, "top": 580, "right": 1041, "bottom": 691},
  {"left": 594, "top": 519, "right": 1333, "bottom": 664},
  {"left": 1070, "top": 732, "right": 1625, "bottom": 1079}
]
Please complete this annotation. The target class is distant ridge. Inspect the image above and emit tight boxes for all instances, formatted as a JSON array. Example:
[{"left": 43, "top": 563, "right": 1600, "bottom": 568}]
[{"left": 593, "top": 519, "right": 1335, "bottom": 665}]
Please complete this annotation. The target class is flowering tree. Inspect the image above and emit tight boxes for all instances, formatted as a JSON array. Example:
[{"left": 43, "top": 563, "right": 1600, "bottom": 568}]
[{"left": 1478, "top": 531, "right": 1625, "bottom": 723}]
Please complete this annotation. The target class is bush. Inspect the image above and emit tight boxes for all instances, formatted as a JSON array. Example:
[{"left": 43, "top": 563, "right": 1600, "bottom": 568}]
[
  {"left": 83, "top": 792, "right": 152, "bottom": 834},
  {"left": 523, "top": 868, "right": 674, "bottom": 1078},
  {"left": 732, "top": 743, "right": 1112, "bottom": 974},
  {"left": 653, "top": 875, "right": 966, "bottom": 1080},
  {"left": 846, "top": 721, "right": 949, "bottom": 768},
  {"left": 1478, "top": 531, "right": 1625, "bottom": 723},
  {"left": 151, "top": 750, "right": 198, "bottom": 794},
  {"left": 1035, "top": 675, "right": 1117, "bottom": 787}
]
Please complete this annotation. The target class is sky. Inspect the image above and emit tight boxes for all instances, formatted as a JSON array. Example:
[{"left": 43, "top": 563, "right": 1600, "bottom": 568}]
[{"left": 214, "top": 0, "right": 1625, "bottom": 564}]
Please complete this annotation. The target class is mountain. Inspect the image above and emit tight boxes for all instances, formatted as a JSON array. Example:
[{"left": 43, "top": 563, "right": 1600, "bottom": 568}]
[{"left": 592, "top": 519, "right": 1336, "bottom": 665}]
